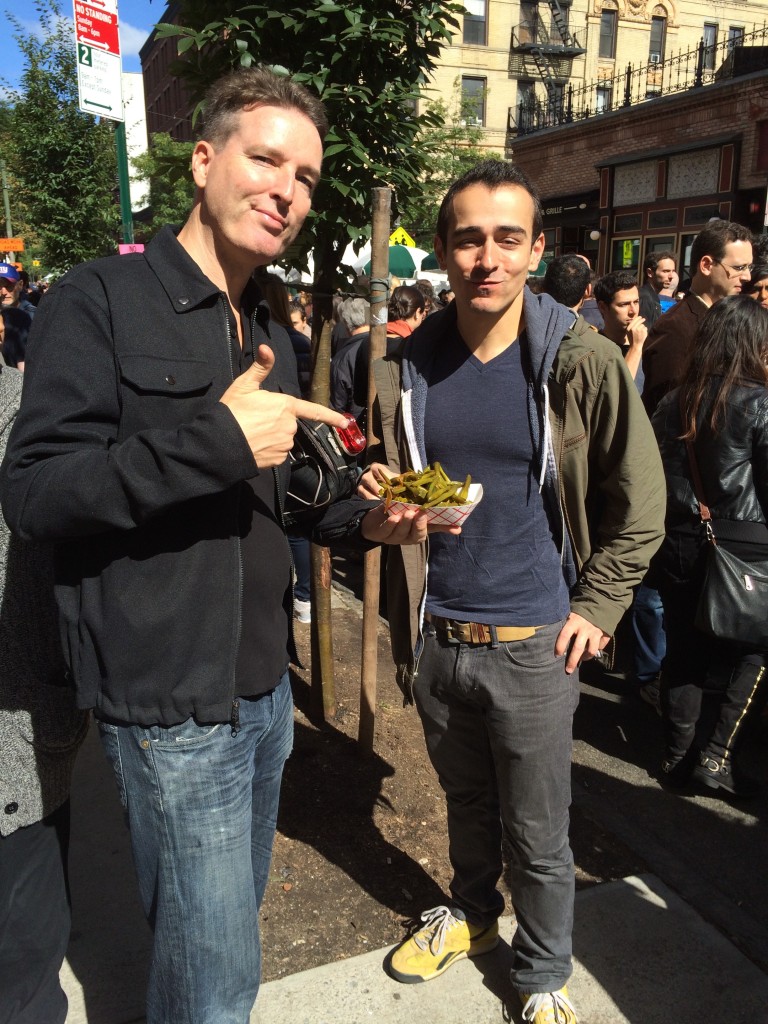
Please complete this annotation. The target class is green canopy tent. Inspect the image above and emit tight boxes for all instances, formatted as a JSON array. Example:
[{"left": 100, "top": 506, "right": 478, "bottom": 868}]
[{"left": 362, "top": 244, "right": 429, "bottom": 277}]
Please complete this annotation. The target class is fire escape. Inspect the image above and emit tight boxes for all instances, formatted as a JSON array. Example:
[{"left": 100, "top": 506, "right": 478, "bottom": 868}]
[{"left": 509, "top": 1, "right": 586, "bottom": 145}]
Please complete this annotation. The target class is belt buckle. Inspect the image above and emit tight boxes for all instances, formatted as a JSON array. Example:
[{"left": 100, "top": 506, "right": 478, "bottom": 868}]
[{"left": 444, "top": 620, "right": 461, "bottom": 644}]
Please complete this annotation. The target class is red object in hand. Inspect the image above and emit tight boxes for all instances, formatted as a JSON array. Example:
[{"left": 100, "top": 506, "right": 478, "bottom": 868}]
[{"left": 335, "top": 414, "right": 367, "bottom": 455}]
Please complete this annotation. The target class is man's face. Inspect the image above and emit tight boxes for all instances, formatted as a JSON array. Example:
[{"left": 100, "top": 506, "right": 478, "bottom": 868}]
[
  {"left": 434, "top": 183, "right": 545, "bottom": 317},
  {"left": 747, "top": 276, "right": 768, "bottom": 311},
  {"left": 0, "top": 279, "right": 19, "bottom": 306},
  {"left": 600, "top": 286, "right": 640, "bottom": 340},
  {"left": 191, "top": 104, "right": 323, "bottom": 267},
  {"left": 648, "top": 258, "right": 676, "bottom": 292},
  {"left": 290, "top": 309, "right": 306, "bottom": 331},
  {"left": 702, "top": 239, "right": 753, "bottom": 301}
]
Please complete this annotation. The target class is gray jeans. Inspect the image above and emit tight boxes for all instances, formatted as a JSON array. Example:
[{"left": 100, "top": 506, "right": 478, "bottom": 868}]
[{"left": 413, "top": 619, "right": 578, "bottom": 994}]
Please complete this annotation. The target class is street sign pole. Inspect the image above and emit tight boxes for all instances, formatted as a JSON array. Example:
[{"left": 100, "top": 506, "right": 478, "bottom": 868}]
[
  {"left": 115, "top": 122, "right": 134, "bottom": 244},
  {"left": 74, "top": 0, "right": 133, "bottom": 244}
]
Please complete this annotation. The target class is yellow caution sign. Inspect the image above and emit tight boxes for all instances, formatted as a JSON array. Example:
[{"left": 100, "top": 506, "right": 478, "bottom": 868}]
[{"left": 390, "top": 227, "right": 416, "bottom": 247}]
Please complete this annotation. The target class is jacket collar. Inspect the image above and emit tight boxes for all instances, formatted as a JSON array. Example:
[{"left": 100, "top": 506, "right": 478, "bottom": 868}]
[{"left": 143, "top": 225, "right": 264, "bottom": 321}]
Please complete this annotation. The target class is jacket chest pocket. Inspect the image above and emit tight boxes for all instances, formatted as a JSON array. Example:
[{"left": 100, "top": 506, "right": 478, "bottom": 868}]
[{"left": 117, "top": 354, "right": 215, "bottom": 436}]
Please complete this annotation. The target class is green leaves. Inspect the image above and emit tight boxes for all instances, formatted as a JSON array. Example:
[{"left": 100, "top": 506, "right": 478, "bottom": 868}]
[
  {"left": 6, "top": 0, "right": 119, "bottom": 274},
  {"left": 161, "top": 0, "right": 465, "bottom": 289}
]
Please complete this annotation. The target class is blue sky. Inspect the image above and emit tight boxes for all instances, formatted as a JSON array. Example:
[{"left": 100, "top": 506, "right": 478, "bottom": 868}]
[{"left": 1, "top": 0, "right": 160, "bottom": 93}]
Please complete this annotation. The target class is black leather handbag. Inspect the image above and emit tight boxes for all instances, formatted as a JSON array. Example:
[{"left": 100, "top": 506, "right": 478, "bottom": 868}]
[
  {"left": 685, "top": 432, "right": 768, "bottom": 646},
  {"left": 694, "top": 536, "right": 768, "bottom": 646}
]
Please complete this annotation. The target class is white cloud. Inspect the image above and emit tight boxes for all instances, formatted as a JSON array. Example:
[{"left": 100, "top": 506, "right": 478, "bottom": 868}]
[{"left": 120, "top": 20, "right": 152, "bottom": 58}]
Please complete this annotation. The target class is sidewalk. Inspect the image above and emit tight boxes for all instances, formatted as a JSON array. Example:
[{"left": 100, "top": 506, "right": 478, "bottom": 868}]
[
  {"left": 60, "top": 582, "right": 768, "bottom": 1023},
  {"left": 253, "top": 874, "right": 768, "bottom": 1023},
  {"left": 63, "top": 870, "right": 768, "bottom": 1023}
]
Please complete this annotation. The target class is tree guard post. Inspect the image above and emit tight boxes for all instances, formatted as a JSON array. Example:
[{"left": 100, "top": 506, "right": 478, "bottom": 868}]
[{"left": 358, "top": 186, "right": 392, "bottom": 753}]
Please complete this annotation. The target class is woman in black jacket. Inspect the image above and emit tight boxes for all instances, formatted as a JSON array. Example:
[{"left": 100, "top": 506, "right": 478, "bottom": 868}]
[{"left": 650, "top": 295, "right": 768, "bottom": 797}]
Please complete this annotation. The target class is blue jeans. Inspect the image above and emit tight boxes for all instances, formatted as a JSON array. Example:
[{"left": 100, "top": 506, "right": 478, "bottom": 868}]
[
  {"left": 631, "top": 582, "right": 666, "bottom": 684},
  {"left": 413, "top": 620, "right": 579, "bottom": 994},
  {"left": 98, "top": 674, "right": 294, "bottom": 1024},
  {"left": 288, "top": 533, "right": 311, "bottom": 602}
]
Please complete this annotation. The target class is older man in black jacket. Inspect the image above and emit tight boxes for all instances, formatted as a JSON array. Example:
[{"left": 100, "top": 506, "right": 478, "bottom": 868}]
[{"left": 0, "top": 67, "right": 429, "bottom": 1024}]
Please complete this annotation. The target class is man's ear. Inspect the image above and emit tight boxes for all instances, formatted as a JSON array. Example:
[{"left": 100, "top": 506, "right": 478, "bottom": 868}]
[
  {"left": 190, "top": 140, "right": 215, "bottom": 189},
  {"left": 698, "top": 255, "right": 716, "bottom": 278},
  {"left": 434, "top": 235, "right": 447, "bottom": 271}
]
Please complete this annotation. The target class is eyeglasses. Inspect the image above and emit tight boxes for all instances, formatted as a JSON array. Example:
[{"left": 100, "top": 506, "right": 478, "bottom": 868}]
[
  {"left": 0, "top": 280, "right": 18, "bottom": 290},
  {"left": 712, "top": 260, "right": 754, "bottom": 277}
]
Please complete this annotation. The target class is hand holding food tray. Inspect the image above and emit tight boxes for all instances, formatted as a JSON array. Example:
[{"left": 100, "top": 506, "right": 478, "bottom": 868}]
[{"left": 379, "top": 463, "right": 483, "bottom": 527}]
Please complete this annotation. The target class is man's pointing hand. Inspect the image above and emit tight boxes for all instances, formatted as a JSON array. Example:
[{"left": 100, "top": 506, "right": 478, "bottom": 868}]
[{"left": 220, "top": 344, "right": 349, "bottom": 468}]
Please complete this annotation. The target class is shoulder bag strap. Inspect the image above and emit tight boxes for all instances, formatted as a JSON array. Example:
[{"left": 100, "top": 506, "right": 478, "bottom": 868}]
[{"left": 680, "top": 391, "right": 717, "bottom": 544}]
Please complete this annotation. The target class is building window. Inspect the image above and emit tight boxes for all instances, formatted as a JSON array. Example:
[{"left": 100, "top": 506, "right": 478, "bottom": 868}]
[
  {"left": 548, "top": 83, "right": 566, "bottom": 120},
  {"left": 599, "top": 5, "right": 618, "bottom": 59},
  {"left": 596, "top": 86, "right": 613, "bottom": 112},
  {"left": 518, "top": 80, "right": 536, "bottom": 109},
  {"left": 519, "top": 1, "right": 539, "bottom": 45},
  {"left": 727, "top": 26, "right": 744, "bottom": 53},
  {"left": 758, "top": 121, "right": 768, "bottom": 173},
  {"left": 463, "top": 0, "right": 487, "bottom": 46},
  {"left": 703, "top": 23, "right": 718, "bottom": 71},
  {"left": 550, "top": 0, "right": 570, "bottom": 40},
  {"left": 461, "top": 76, "right": 486, "bottom": 127},
  {"left": 649, "top": 11, "right": 666, "bottom": 63}
]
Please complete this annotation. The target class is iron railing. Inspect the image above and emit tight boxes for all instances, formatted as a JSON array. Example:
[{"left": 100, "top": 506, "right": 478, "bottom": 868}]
[{"left": 510, "top": 21, "right": 768, "bottom": 138}]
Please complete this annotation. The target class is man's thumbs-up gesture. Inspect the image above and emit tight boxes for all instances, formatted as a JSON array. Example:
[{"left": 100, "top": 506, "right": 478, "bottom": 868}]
[{"left": 220, "top": 344, "right": 348, "bottom": 468}]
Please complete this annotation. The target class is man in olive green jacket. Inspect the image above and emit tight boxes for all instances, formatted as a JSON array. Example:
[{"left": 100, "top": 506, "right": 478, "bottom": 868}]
[
  {"left": 369, "top": 298, "right": 665, "bottom": 703},
  {"left": 361, "top": 161, "right": 664, "bottom": 1024}
]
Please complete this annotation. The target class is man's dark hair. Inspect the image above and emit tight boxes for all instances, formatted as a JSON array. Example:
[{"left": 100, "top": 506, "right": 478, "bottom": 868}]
[
  {"left": 202, "top": 66, "right": 328, "bottom": 144},
  {"left": 543, "top": 255, "right": 591, "bottom": 309},
  {"left": 690, "top": 220, "right": 753, "bottom": 275},
  {"left": 642, "top": 250, "right": 677, "bottom": 275},
  {"left": 435, "top": 159, "right": 544, "bottom": 246},
  {"left": 413, "top": 279, "right": 435, "bottom": 313},
  {"left": 594, "top": 270, "right": 638, "bottom": 305}
]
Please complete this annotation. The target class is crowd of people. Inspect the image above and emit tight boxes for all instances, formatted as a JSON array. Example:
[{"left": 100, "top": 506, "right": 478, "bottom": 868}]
[{"left": 0, "top": 62, "right": 766, "bottom": 1024}]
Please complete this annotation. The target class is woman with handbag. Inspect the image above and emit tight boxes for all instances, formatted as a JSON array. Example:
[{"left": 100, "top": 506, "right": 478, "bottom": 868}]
[{"left": 650, "top": 294, "right": 768, "bottom": 797}]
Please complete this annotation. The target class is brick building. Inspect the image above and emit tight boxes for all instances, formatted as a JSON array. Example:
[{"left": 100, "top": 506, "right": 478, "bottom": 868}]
[
  {"left": 425, "top": 0, "right": 768, "bottom": 157},
  {"left": 510, "top": 65, "right": 768, "bottom": 272}
]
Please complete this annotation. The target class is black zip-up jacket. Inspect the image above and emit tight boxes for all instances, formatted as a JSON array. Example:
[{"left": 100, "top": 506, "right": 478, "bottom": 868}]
[
  {"left": 0, "top": 227, "right": 373, "bottom": 727},
  {"left": 651, "top": 380, "right": 768, "bottom": 536}
]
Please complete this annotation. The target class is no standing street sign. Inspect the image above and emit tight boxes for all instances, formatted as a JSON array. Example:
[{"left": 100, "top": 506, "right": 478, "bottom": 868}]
[{"left": 74, "top": 0, "right": 124, "bottom": 122}]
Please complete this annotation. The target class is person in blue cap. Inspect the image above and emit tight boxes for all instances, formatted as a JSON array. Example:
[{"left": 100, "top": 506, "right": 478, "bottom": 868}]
[{"left": 0, "top": 263, "right": 33, "bottom": 371}]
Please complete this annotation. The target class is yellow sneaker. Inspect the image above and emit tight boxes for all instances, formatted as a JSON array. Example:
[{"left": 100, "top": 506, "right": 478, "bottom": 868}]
[
  {"left": 520, "top": 987, "right": 578, "bottom": 1023},
  {"left": 387, "top": 905, "right": 499, "bottom": 983}
]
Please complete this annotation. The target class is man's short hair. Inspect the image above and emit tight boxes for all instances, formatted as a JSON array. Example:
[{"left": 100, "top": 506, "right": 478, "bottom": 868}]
[
  {"left": 202, "top": 66, "right": 328, "bottom": 145},
  {"left": 690, "top": 220, "right": 753, "bottom": 275},
  {"left": 594, "top": 270, "right": 638, "bottom": 305},
  {"left": 435, "top": 159, "right": 544, "bottom": 246},
  {"left": 642, "top": 250, "right": 677, "bottom": 275},
  {"left": 543, "top": 255, "right": 591, "bottom": 309},
  {"left": 338, "top": 296, "right": 370, "bottom": 332}
]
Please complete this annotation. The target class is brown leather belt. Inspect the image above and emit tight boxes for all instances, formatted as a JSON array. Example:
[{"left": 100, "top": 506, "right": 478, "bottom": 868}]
[{"left": 425, "top": 612, "right": 540, "bottom": 645}]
